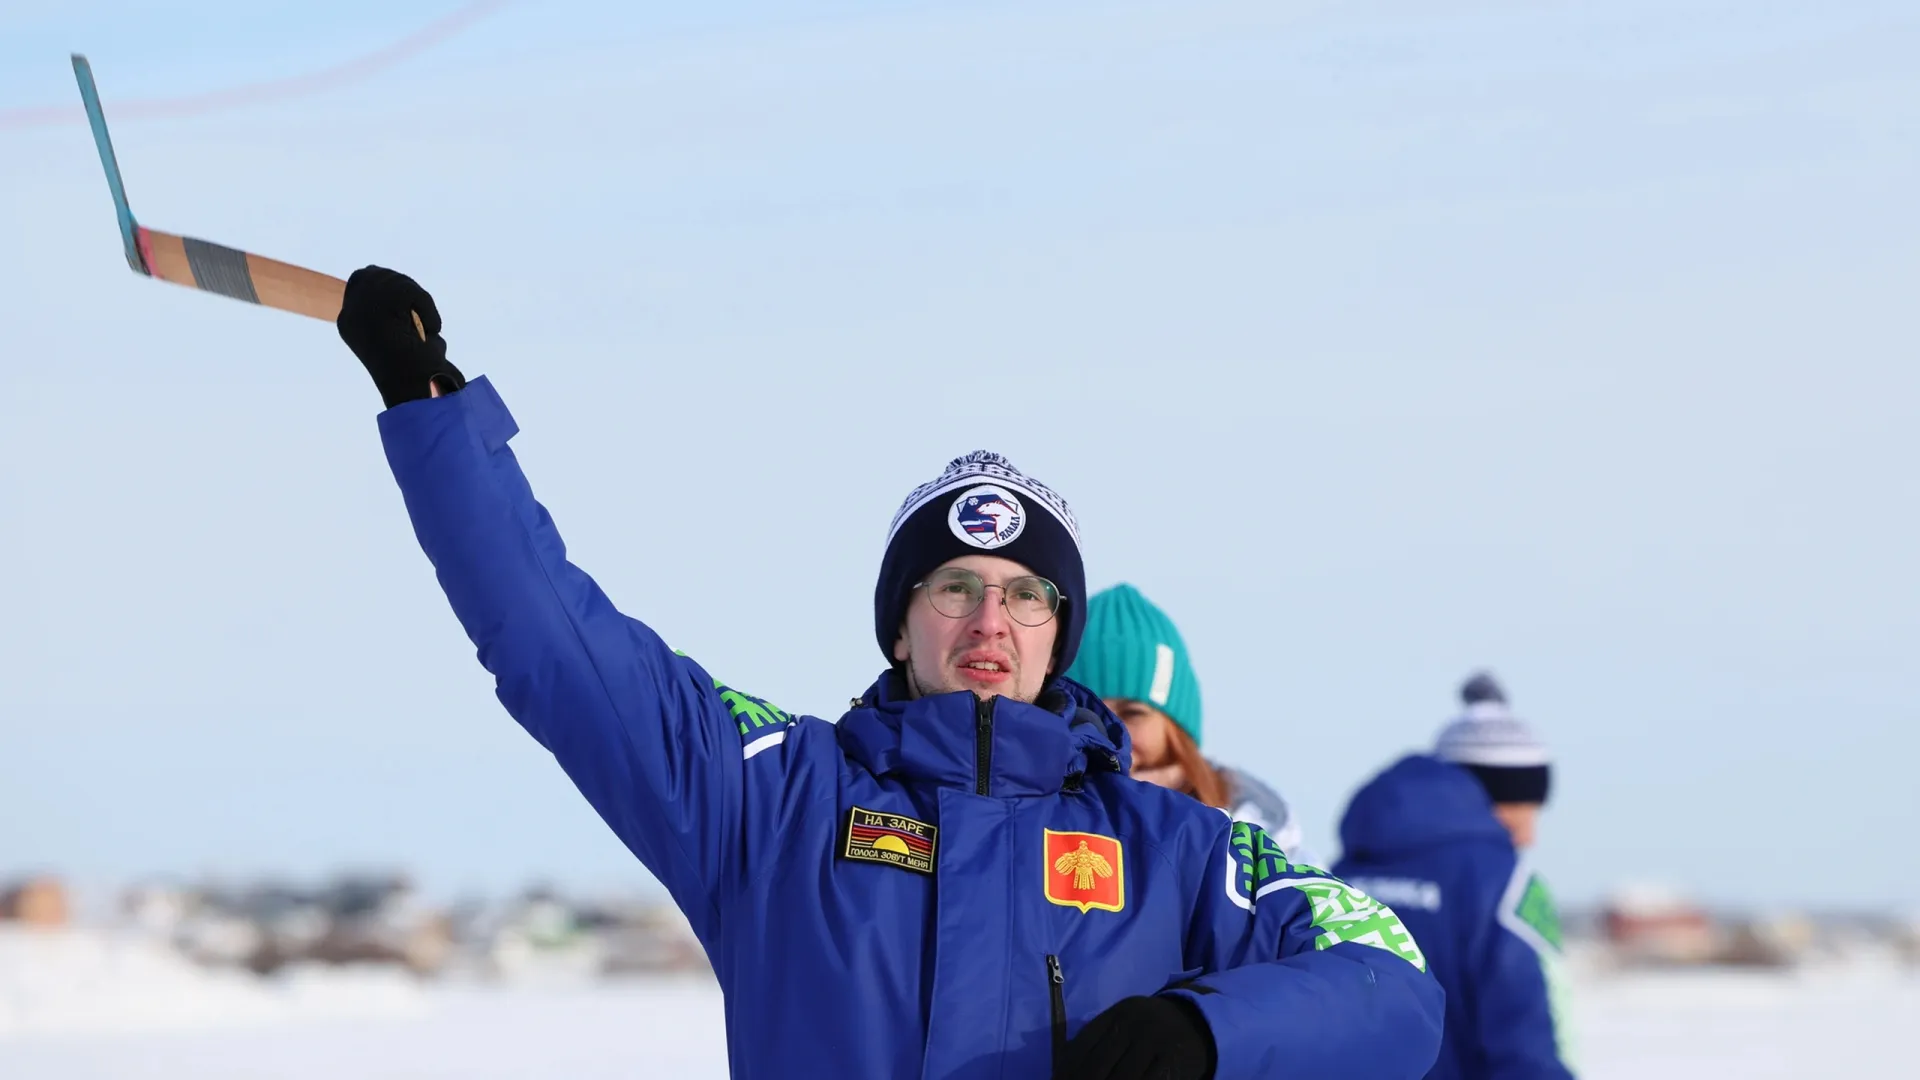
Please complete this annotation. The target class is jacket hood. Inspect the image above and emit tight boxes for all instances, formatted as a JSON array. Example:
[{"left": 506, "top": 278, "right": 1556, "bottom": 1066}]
[
  {"left": 1338, "top": 753, "right": 1510, "bottom": 860},
  {"left": 836, "top": 671, "right": 1128, "bottom": 797}
]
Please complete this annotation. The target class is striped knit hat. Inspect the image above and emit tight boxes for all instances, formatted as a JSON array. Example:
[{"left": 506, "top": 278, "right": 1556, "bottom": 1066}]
[{"left": 1434, "top": 672, "right": 1552, "bottom": 805}]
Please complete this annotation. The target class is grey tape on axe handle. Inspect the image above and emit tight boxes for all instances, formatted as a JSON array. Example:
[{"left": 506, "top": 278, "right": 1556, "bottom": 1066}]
[{"left": 181, "top": 237, "right": 261, "bottom": 304}]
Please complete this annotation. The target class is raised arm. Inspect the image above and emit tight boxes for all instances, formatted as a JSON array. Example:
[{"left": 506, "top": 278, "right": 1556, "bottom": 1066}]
[{"left": 338, "top": 267, "right": 785, "bottom": 943}]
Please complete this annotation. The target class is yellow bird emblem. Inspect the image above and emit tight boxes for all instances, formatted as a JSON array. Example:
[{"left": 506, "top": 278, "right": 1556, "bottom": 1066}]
[{"left": 1053, "top": 840, "right": 1115, "bottom": 892}]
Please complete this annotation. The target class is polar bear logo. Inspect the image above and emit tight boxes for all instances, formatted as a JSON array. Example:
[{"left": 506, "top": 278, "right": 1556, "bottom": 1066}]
[{"left": 948, "top": 485, "right": 1027, "bottom": 548}]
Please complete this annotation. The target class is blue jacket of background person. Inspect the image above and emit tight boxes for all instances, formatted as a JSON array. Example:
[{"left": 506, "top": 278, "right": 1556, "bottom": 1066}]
[
  {"left": 376, "top": 377, "right": 1444, "bottom": 1080},
  {"left": 1335, "top": 754, "right": 1578, "bottom": 1080}
]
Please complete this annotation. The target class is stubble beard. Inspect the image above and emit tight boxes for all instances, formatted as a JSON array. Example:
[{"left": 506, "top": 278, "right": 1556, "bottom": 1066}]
[{"left": 904, "top": 650, "right": 1036, "bottom": 703}]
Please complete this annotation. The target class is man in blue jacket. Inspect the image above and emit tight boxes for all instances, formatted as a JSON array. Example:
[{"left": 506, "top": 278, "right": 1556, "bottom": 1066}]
[
  {"left": 1334, "top": 674, "right": 1576, "bottom": 1080},
  {"left": 335, "top": 267, "right": 1444, "bottom": 1080}
]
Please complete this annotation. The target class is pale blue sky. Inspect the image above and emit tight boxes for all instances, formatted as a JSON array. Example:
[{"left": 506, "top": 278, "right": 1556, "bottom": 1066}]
[{"left": 2, "top": 0, "right": 1916, "bottom": 910}]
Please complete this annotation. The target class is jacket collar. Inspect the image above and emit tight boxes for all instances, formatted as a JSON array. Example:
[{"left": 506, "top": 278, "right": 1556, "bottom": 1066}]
[{"left": 836, "top": 672, "right": 1128, "bottom": 798}]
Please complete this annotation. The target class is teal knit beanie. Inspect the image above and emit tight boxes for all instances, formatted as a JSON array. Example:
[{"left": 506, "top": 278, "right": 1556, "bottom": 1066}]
[{"left": 1064, "top": 583, "right": 1203, "bottom": 744}]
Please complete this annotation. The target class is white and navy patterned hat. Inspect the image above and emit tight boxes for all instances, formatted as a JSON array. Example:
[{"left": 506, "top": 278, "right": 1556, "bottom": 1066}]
[
  {"left": 874, "top": 451, "right": 1087, "bottom": 671},
  {"left": 1434, "top": 672, "right": 1552, "bottom": 804}
]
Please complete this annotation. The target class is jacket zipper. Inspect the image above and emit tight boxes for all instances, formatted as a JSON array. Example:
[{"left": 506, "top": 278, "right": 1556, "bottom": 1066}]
[
  {"left": 974, "top": 694, "right": 995, "bottom": 796},
  {"left": 1047, "top": 954, "right": 1067, "bottom": 1071}
]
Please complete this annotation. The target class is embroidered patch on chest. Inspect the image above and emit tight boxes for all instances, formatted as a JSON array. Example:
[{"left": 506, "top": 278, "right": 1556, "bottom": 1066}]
[
  {"left": 1044, "top": 829, "right": 1125, "bottom": 913},
  {"left": 842, "top": 807, "right": 938, "bottom": 875}
]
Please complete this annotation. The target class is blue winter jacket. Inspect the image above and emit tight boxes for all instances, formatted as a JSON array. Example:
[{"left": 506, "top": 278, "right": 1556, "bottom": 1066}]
[
  {"left": 376, "top": 377, "right": 1444, "bottom": 1080},
  {"left": 1334, "top": 756, "right": 1576, "bottom": 1080}
]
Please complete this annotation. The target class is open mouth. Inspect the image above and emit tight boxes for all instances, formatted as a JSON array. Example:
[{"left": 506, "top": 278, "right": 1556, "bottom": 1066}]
[{"left": 957, "top": 655, "right": 1012, "bottom": 683}]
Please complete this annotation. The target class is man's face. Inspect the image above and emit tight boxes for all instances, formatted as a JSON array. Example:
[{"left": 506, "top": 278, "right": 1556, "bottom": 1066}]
[
  {"left": 893, "top": 554, "right": 1059, "bottom": 704},
  {"left": 1493, "top": 803, "right": 1541, "bottom": 849}
]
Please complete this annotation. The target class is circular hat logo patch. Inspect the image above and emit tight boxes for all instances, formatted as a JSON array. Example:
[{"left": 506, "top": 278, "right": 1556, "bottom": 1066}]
[{"left": 949, "top": 484, "right": 1027, "bottom": 549}]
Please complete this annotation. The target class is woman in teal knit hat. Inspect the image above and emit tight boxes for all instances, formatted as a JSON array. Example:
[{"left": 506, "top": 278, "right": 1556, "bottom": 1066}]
[{"left": 1065, "top": 583, "right": 1315, "bottom": 863}]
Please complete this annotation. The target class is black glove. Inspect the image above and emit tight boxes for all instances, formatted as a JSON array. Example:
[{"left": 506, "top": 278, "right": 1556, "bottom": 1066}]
[
  {"left": 336, "top": 265, "right": 465, "bottom": 408},
  {"left": 1057, "top": 994, "right": 1217, "bottom": 1080}
]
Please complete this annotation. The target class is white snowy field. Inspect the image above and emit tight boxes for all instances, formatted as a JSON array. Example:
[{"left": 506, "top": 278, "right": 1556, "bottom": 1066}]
[{"left": 1, "top": 929, "right": 1912, "bottom": 1078}]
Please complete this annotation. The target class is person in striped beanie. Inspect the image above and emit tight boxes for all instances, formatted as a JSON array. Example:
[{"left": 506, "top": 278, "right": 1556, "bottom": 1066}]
[
  {"left": 1434, "top": 671, "right": 1553, "bottom": 849},
  {"left": 1063, "top": 583, "right": 1315, "bottom": 864},
  {"left": 1333, "top": 672, "right": 1575, "bottom": 1080}
]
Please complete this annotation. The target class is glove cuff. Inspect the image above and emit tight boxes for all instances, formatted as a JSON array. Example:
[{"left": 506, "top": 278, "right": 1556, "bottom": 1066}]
[
  {"left": 1159, "top": 992, "right": 1219, "bottom": 1080},
  {"left": 378, "top": 362, "right": 467, "bottom": 409}
]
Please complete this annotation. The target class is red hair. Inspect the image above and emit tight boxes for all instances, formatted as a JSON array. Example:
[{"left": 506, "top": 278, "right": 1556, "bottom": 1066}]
[{"left": 1158, "top": 721, "right": 1230, "bottom": 810}]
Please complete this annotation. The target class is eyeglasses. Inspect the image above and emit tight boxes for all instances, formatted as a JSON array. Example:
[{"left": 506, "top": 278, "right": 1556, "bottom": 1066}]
[{"left": 911, "top": 567, "right": 1062, "bottom": 627}]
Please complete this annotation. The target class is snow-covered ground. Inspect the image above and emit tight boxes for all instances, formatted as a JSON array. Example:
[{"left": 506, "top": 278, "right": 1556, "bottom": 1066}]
[{"left": 0, "top": 929, "right": 1912, "bottom": 1078}]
